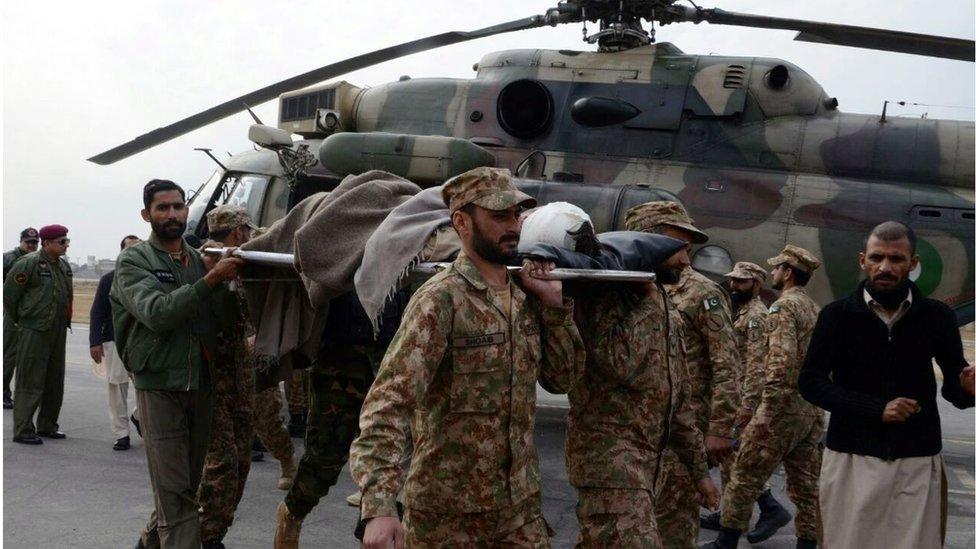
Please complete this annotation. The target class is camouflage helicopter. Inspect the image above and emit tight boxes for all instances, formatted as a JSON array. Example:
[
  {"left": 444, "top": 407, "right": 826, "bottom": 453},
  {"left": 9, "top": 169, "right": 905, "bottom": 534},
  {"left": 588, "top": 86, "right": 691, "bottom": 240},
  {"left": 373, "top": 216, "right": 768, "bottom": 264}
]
[{"left": 89, "top": 0, "right": 975, "bottom": 324}]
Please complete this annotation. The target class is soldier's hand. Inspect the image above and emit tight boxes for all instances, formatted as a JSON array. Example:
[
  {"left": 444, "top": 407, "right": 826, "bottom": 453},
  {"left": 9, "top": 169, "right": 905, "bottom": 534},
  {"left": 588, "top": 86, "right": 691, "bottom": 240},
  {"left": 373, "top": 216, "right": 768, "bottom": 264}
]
[
  {"left": 705, "top": 435, "right": 735, "bottom": 464},
  {"left": 517, "top": 259, "right": 564, "bottom": 308},
  {"left": 882, "top": 397, "right": 920, "bottom": 423},
  {"left": 89, "top": 345, "right": 103, "bottom": 364},
  {"left": 363, "top": 516, "right": 404, "bottom": 549},
  {"left": 696, "top": 477, "right": 721, "bottom": 510},
  {"left": 204, "top": 250, "right": 245, "bottom": 286},
  {"left": 960, "top": 365, "right": 975, "bottom": 396}
]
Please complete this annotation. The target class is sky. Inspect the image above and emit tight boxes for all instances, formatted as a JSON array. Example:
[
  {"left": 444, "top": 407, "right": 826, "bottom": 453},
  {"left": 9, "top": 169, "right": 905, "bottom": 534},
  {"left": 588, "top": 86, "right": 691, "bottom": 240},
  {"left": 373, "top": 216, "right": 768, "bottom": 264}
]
[{"left": 2, "top": 0, "right": 974, "bottom": 262}]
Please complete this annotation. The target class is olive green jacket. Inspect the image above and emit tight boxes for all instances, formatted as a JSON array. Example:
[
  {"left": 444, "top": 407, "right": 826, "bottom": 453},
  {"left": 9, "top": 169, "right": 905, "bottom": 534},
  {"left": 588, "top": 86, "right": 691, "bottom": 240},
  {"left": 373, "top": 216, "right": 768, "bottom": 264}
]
[
  {"left": 3, "top": 249, "right": 73, "bottom": 331},
  {"left": 110, "top": 234, "right": 220, "bottom": 391}
]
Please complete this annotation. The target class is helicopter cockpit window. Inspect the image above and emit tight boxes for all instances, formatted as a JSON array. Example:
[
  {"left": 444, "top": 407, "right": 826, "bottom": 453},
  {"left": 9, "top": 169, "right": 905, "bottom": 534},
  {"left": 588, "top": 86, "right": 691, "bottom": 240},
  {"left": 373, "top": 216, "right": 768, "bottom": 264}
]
[{"left": 692, "top": 245, "right": 734, "bottom": 283}]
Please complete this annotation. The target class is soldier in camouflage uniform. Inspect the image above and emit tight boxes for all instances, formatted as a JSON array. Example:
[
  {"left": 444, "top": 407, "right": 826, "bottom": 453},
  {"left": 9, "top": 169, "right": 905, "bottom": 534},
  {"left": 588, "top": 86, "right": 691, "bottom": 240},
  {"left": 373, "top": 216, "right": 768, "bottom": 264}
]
[
  {"left": 699, "top": 262, "right": 793, "bottom": 540},
  {"left": 197, "top": 205, "right": 260, "bottom": 547},
  {"left": 3, "top": 227, "right": 39, "bottom": 409},
  {"left": 349, "top": 167, "right": 584, "bottom": 548},
  {"left": 707, "top": 246, "right": 825, "bottom": 549},
  {"left": 569, "top": 236, "right": 719, "bottom": 548},
  {"left": 624, "top": 201, "right": 741, "bottom": 548}
]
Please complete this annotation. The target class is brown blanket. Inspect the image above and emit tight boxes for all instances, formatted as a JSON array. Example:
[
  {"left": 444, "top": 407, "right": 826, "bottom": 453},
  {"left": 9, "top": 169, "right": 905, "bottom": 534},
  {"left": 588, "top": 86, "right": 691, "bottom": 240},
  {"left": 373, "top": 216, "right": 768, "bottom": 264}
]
[{"left": 240, "top": 170, "right": 421, "bottom": 386}]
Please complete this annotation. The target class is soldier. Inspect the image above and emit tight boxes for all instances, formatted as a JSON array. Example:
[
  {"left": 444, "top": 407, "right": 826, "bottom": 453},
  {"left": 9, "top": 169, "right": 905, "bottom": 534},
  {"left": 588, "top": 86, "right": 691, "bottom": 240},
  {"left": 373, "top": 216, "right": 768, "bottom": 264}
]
[
  {"left": 111, "top": 179, "right": 242, "bottom": 548},
  {"left": 700, "top": 262, "right": 792, "bottom": 540},
  {"left": 3, "top": 227, "right": 39, "bottom": 409},
  {"left": 569, "top": 233, "right": 720, "bottom": 547},
  {"left": 624, "top": 201, "right": 740, "bottom": 547},
  {"left": 4, "top": 225, "right": 72, "bottom": 444},
  {"left": 273, "top": 287, "right": 405, "bottom": 548},
  {"left": 196, "top": 204, "right": 266, "bottom": 548},
  {"left": 707, "top": 245, "right": 824, "bottom": 549},
  {"left": 349, "top": 167, "right": 584, "bottom": 548}
]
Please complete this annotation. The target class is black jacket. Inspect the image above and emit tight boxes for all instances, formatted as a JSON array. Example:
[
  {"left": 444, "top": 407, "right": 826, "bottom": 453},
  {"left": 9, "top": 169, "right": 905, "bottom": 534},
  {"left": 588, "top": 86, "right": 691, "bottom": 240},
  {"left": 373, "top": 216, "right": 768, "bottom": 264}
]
[
  {"left": 89, "top": 270, "right": 115, "bottom": 347},
  {"left": 799, "top": 281, "right": 973, "bottom": 460}
]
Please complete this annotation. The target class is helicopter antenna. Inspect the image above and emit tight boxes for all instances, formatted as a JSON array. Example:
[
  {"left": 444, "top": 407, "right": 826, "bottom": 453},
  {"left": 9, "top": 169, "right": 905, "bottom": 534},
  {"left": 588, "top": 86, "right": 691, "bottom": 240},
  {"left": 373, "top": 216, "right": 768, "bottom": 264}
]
[{"left": 243, "top": 103, "right": 264, "bottom": 125}]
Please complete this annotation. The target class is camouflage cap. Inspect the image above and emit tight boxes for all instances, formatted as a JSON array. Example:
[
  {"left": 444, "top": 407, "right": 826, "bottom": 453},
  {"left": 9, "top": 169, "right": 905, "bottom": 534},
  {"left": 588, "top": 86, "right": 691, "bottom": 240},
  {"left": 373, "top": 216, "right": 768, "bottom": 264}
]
[
  {"left": 207, "top": 204, "right": 257, "bottom": 234},
  {"left": 623, "top": 201, "right": 709, "bottom": 244},
  {"left": 724, "top": 261, "right": 767, "bottom": 281},
  {"left": 768, "top": 244, "right": 821, "bottom": 273},
  {"left": 442, "top": 167, "right": 536, "bottom": 214}
]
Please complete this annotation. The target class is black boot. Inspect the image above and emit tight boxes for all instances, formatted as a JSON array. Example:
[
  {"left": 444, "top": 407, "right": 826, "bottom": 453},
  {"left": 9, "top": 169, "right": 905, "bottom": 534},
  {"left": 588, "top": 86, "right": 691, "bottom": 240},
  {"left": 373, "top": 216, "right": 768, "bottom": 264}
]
[
  {"left": 701, "top": 527, "right": 742, "bottom": 549},
  {"left": 252, "top": 435, "right": 267, "bottom": 452},
  {"left": 699, "top": 510, "right": 722, "bottom": 530},
  {"left": 746, "top": 489, "right": 792, "bottom": 543},
  {"left": 796, "top": 538, "right": 817, "bottom": 549}
]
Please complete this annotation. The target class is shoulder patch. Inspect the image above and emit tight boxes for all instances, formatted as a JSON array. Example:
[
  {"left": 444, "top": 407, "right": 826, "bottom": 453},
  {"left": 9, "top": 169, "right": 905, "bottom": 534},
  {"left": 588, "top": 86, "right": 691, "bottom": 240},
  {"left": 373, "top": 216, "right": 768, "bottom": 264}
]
[
  {"left": 748, "top": 318, "right": 761, "bottom": 329},
  {"left": 153, "top": 270, "right": 177, "bottom": 284},
  {"left": 703, "top": 296, "right": 722, "bottom": 311},
  {"left": 769, "top": 304, "right": 781, "bottom": 314},
  {"left": 14, "top": 273, "right": 27, "bottom": 285}
]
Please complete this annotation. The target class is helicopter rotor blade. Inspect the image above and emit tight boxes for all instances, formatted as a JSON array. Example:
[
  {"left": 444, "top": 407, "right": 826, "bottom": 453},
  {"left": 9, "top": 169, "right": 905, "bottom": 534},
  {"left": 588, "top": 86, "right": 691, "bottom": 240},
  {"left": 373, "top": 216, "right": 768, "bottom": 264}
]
[
  {"left": 667, "top": 6, "right": 974, "bottom": 62},
  {"left": 87, "top": 14, "right": 556, "bottom": 165}
]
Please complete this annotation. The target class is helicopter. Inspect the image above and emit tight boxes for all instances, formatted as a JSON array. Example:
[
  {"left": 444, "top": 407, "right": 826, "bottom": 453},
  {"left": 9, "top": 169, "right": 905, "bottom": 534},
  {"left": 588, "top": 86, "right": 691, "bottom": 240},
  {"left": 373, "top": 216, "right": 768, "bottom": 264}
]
[{"left": 88, "top": 0, "right": 975, "bottom": 324}]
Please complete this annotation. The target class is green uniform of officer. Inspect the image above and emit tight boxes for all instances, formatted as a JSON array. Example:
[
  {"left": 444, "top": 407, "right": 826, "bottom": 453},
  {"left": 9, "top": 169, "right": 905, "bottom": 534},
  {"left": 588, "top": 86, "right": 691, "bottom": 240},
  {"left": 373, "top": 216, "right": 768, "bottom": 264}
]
[
  {"left": 2, "top": 227, "right": 39, "bottom": 408},
  {"left": 111, "top": 179, "right": 243, "bottom": 549},
  {"left": 4, "top": 225, "right": 72, "bottom": 444}
]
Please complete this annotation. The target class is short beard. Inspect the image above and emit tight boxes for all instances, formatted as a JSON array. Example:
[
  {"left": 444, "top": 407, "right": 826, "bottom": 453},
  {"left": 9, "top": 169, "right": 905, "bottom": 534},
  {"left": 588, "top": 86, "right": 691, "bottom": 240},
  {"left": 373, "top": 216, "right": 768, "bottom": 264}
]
[
  {"left": 471, "top": 222, "right": 518, "bottom": 265},
  {"left": 772, "top": 279, "right": 784, "bottom": 291},
  {"left": 151, "top": 219, "right": 186, "bottom": 241},
  {"left": 730, "top": 290, "right": 752, "bottom": 305},
  {"left": 657, "top": 267, "right": 682, "bottom": 285}
]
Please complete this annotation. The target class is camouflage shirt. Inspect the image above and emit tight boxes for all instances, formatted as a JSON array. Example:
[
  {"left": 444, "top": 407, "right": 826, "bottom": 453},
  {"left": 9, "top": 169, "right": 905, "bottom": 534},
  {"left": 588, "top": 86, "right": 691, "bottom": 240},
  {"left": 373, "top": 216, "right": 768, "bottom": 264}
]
[
  {"left": 350, "top": 253, "right": 584, "bottom": 519},
  {"left": 733, "top": 296, "right": 769, "bottom": 414},
  {"left": 567, "top": 286, "right": 708, "bottom": 491},
  {"left": 665, "top": 268, "right": 741, "bottom": 439},
  {"left": 758, "top": 286, "right": 821, "bottom": 419}
]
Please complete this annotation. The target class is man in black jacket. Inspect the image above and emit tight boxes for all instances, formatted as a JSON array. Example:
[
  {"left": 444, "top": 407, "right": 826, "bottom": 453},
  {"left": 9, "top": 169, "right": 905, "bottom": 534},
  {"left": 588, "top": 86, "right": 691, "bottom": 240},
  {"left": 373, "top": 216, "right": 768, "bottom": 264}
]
[
  {"left": 90, "top": 235, "right": 141, "bottom": 451},
  {"left": 799, "top": 221, "right": 974, "bottom": 549}
]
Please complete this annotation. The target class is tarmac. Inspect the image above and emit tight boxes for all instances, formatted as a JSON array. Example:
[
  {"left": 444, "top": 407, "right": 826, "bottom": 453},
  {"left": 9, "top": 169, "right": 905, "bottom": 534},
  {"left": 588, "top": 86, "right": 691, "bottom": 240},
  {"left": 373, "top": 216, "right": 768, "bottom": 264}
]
[{"left": 3, "top": 328, "right": 974, "bottom": 548}]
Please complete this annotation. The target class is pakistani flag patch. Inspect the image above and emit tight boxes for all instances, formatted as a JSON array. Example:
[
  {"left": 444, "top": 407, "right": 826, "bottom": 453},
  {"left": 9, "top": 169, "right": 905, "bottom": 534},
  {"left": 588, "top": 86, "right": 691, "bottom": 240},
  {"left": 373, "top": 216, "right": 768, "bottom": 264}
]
[
  {"left": 703, "top": 296, "right": 721, "bottom": 311},
  {"left": 769, "top": 304, "right": 781, "bottom": 314}
]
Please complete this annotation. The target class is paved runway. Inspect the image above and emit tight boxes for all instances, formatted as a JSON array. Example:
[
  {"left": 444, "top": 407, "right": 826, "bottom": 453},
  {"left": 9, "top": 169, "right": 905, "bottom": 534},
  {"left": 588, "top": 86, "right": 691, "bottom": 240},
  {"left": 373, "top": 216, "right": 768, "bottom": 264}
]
[{"left": 3, "top": 328, "right": 974, "bottom": 547}]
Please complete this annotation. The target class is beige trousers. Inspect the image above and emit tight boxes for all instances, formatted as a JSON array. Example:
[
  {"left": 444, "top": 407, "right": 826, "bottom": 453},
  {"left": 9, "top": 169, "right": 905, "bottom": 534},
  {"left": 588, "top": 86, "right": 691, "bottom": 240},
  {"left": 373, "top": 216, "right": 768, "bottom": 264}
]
[{"left": 820, "top": 449, "right": 945, "bottom": 549}]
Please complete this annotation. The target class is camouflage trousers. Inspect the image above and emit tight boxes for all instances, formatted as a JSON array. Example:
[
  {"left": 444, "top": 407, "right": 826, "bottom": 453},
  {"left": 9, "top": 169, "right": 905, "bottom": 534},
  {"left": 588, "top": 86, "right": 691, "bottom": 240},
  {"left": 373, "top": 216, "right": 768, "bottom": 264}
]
[
  {"left": 654, "top": 450, "right": 700, "bottom": 549},
  {"left": 283, "top": 344, "right": 376, "bottom": 519},
  {"left": 576, "top": 488, "right": 660, "bottom": 548},
  {"left": 285, "top": 368, "right": 308, "bottom": 415},
  {"left": 721, "top": 414, "right": 825, "bottom": 541},
  {"left": 197, "top": 356, "right": 255, "bottom": 542},
  {"left": 404, "top": 495, "right": 551, "bottom": 547},
  {"left": 252, "top": 384, "right": 294, "bottom": 465}
]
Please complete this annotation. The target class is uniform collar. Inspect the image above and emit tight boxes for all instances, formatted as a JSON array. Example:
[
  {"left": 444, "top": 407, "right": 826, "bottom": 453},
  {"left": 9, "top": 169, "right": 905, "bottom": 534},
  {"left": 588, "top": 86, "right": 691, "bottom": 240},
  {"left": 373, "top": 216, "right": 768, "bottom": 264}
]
[
  {"left": 670, "top": 266, "right": 696, "bottom": 290},
  {"left": 451, "top": 252, "right": 510, "bottom": 292},
  {"left": 735, "top": 296, "right": 764, "bottom": 320},
  {"left": 780, "top": 286, "right": 806, "bottom": 297},
  {"left": 38, "top": 249, "right": 58, "bottom": 263}
]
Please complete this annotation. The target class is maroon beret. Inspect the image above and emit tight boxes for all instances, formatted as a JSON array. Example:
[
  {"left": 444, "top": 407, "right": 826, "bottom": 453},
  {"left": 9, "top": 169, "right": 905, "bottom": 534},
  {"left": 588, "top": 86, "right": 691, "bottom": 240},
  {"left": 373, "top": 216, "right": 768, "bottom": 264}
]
[{"left": 39, "top": 224, "right": 69, "bottom": 240}]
